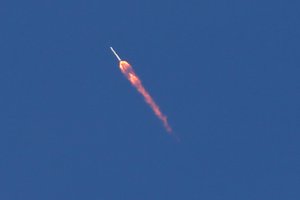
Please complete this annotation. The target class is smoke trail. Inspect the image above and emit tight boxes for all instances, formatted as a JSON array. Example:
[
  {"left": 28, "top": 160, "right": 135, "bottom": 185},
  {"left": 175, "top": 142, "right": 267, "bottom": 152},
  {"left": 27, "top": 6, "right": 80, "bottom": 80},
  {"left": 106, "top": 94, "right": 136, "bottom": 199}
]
[{"left": 119, "top": 61, "right": 172, "bottom": 133}]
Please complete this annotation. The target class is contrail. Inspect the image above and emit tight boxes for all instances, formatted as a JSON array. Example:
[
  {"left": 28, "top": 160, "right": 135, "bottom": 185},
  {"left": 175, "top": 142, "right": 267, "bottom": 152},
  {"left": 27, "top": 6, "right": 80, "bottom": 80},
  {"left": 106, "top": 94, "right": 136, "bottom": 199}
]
[{"left": 110, "top": 47, "right": 172, "bottom": 134}]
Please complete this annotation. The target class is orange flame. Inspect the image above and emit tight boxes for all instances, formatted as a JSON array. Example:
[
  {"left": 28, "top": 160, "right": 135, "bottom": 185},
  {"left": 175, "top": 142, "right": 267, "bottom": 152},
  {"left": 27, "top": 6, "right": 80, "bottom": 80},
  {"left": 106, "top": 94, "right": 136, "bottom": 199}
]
[{"left": 119, "top": 61, "right": 172, "bottom": 133}]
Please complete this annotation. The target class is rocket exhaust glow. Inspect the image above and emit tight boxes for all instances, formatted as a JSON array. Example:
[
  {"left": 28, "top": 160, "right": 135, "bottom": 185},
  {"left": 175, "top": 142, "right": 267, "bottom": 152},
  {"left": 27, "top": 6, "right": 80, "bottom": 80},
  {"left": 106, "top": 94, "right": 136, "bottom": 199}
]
[{"left": 110, "top": 47, "right": 173, "bottom": 134}]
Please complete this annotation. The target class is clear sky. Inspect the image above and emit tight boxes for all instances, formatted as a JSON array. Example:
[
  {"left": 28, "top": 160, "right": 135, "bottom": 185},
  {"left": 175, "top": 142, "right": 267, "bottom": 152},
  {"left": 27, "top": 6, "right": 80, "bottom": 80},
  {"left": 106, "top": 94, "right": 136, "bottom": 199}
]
[{"left": 1, "top": 0, "right": 299, "bottom": 199}]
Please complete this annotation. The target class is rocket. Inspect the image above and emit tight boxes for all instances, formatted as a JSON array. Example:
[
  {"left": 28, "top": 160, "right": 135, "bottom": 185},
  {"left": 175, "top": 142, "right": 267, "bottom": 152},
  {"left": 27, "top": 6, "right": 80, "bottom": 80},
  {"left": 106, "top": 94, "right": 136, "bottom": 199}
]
[
  {"left": 109, "top": 46, "right": 175, "bottom": 137},
  {"left": 110, "top": 47, "right": 121, "bottom": 61}
]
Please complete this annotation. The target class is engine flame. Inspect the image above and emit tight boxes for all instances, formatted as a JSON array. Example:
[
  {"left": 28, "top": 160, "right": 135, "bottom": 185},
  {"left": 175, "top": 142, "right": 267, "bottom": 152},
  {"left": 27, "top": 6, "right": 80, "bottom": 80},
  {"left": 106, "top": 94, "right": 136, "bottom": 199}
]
[{"left": 119, "top": 61, "right": 172, "bottom": 133}]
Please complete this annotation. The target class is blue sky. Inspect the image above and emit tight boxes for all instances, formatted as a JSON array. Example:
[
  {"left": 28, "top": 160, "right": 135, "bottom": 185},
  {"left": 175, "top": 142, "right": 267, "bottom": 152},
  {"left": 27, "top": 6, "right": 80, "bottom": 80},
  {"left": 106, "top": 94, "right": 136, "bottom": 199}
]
[{"left": 1, "top": 0, "right": 299, "bottom": 199}]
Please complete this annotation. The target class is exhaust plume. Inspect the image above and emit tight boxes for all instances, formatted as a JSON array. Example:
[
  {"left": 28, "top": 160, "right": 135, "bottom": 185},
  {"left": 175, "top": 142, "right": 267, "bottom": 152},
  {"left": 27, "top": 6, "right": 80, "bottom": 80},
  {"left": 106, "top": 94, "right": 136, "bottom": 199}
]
[
  {"left": 110, "top": 47, "right": 173, "bottom": 134},
  {"left": 119, "top": 60, "right": 172, "bottom": 133}
]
